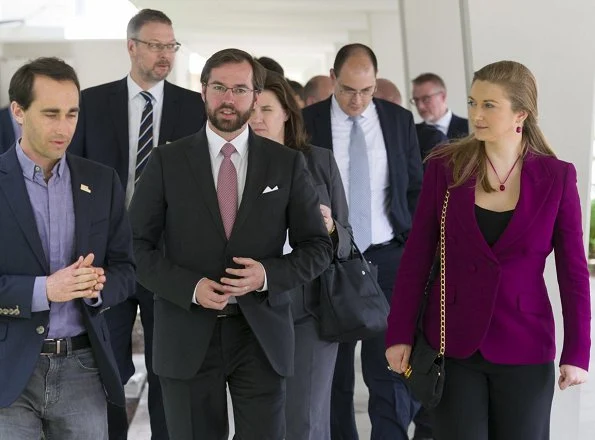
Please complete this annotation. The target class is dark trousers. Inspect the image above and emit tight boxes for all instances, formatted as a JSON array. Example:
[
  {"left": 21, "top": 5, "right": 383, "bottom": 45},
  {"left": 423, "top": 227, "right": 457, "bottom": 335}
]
[
  {"left": 106, "top": 283, "right": 168, "bottom": 440},
  {"left": 413, "top": 406, "right": 433, "bottom": 439},
  {"left": 432, "top": 352, "right": 554, "bottom": 440},
  {"left": 159, "top": 315, "right": 285, "bottom": 440},
  {"left": 331, "top": 242, "right": 420, "bottom": 440}
]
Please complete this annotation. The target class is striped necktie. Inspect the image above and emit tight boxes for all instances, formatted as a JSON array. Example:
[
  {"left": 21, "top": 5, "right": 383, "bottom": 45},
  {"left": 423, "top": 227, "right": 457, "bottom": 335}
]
[
  {"left": 135, "top": 91, "right": 154, "bottom": 185},
  {"left": 217, "top": 143, "right": 238, "bottom": 239}
]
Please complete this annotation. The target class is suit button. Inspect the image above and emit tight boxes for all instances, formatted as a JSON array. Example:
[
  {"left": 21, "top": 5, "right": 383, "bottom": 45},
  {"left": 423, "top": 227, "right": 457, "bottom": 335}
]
[{"left": 36, "top": 326, "right": 45, "bottom": 335}]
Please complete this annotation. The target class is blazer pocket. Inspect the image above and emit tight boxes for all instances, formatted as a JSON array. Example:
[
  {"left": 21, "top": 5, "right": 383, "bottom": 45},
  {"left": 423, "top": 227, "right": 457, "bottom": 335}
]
[{"left": 518, "top": 295, "right": 552, "bottom": 316}]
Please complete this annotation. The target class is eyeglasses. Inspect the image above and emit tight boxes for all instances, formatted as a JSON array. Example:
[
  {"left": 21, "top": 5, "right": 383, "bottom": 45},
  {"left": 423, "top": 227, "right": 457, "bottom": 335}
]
[
  {"left": 337, "top": 83, "right": 376, "bottom": 98},
  {"left": 204, "top": 83, "right": 258, "bottom": 97},
  {"left": 132, "top": 38, "right": 181, "bottom": 53},
  {"left": 409, "top": 91, "right": 442, "bottom": 105}
]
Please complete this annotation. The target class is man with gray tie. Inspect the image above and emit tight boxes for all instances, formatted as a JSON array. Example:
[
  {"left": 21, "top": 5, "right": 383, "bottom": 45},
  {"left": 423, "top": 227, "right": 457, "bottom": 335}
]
[{"left": 302, "top": 43, "right": 424, "bottom": 440}]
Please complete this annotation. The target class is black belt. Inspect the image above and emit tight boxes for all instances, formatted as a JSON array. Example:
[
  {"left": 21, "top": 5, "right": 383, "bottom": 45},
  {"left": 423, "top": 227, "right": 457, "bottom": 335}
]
[
  {"left": 365, "top": 233, "right": 408, "bottom": 252},
  {"left": 41, "top": 333, "right": 90, "bottom": 356},
  {"left": 217, "top": 303, "right": 242, "bottom": 318}
]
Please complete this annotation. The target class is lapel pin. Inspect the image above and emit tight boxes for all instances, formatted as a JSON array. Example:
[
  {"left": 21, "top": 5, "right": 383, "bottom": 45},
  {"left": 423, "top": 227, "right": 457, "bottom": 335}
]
[{"left": 80, "top": 184, "right": 91, "bottom": 194}]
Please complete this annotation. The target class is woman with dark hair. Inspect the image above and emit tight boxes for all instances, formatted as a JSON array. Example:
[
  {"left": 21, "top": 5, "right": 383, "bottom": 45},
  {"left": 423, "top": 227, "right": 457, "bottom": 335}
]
[
  {"left": 249, "top": 69, "right": 351, "bottom": 440},
  {"left": 386, "top": 60, "right": 590, "bottom": 439}
]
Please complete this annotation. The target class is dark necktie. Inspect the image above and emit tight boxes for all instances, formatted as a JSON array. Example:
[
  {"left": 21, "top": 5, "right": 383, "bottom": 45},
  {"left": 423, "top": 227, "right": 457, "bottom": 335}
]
[{"left": 135, "top": 91, "right": 154, "bottom": 185}]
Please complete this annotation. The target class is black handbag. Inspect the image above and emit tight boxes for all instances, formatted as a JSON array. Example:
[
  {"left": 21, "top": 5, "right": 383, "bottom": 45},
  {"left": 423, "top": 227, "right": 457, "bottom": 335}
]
[
  {"left": 318, "top": 237, "right": 389, "bottom": 343},
  {"left": 403, "top": 190, "right": 450, "bottom": 409}
]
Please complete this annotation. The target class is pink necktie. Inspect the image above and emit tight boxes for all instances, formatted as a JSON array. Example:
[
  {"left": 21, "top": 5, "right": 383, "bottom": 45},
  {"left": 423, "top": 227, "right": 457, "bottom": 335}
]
[{"left": 217, "top": 143, "right": 238, "bottom": 239}]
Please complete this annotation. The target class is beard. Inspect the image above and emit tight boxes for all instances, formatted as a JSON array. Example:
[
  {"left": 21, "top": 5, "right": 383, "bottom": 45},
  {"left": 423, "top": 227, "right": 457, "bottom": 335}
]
[{"left": 206, "top": 101, "right": 254, "bottom": 133}]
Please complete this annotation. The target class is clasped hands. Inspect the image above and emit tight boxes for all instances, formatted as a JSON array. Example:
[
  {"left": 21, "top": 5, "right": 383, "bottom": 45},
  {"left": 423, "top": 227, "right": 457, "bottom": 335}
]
[
  {"left": 46, "top": 253, "right": 105, "bottom": 302},
  {"left": 385, "top": 344, "right": 588, "bottom": 390},
  {"left": 195, "top": 257, "right": 265, "bottom": 310}
]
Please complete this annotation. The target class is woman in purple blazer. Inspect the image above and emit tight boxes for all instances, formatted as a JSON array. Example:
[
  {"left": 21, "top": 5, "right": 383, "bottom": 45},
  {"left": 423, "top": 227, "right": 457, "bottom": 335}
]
[{"left": 386, "top": 60, "right": 590, "bottom": 439}]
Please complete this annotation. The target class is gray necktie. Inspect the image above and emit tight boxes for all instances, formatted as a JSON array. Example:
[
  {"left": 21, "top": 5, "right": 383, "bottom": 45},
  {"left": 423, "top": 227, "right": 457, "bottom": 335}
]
[{"left": 348, "top": 116, "right": 372, "bottom": 251}]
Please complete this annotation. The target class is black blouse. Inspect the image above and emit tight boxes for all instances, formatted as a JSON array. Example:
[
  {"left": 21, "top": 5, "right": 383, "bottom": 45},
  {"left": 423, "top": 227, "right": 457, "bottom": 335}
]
[{"left": 474, "top": 205, "right": 514, "bottom": 247}]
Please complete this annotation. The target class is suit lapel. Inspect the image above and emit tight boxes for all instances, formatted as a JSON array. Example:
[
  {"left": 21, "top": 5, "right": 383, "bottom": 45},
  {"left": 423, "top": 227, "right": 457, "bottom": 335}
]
[
  {"left": 184, "top": 129, "right": 227, "bottom": 240},
  {"left": 67, "top": 155, "right": 93, "bottom": 256},
  {"left": 109, "top": 78, "right": 129, "bottom": 167},
  {"left": 491, "top": 154, "right": 553, "bottom": 254},
  {"left": 158, "top": 81, "right": 179, "bottom": 145},
  {"left": 314, "top": 98, "right": 333, "bottom": 150},
  {"left": 374, "top": 98, "right": 399, "bottom": 203},
  {"left": 231, "top": 132, "right": 269, "bottom": 237},
  {"left": 0, "top": 149, "right": 49, "bottom": 272}
]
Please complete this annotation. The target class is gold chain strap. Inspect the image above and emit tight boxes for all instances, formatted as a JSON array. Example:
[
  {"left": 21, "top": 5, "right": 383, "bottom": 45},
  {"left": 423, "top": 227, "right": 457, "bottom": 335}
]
[{"left": 439, "top": 190, "right": 450, "bottom": 356}]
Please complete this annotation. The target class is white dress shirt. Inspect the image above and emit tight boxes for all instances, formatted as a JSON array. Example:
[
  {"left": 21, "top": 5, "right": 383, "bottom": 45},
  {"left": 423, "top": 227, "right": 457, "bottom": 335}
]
[
  {"left": 192, "top": 124, "right": 267, "bottom": 305},
  {"left": 430, "top": 109, "right": 453, "bottom": 136},
  {"left": 330, "top": 95, "right": 393, "bottom": 246},
  {"left": 126, "top": 75, "right": 165, "bottom": 207}
]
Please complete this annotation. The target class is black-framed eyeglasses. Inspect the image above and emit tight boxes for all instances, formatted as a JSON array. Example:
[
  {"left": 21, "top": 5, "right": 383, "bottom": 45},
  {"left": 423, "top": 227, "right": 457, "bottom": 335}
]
[
  {"left": 409, "top": 91, "right": 442, "bottom": 105},
  {"left": 132, "top": 38, "right": 181, "bottom": 53},
  {"left": 337, "top": 82, "right": 376, "bottom": 98},
  {"left": 204, "top": 83, "right": 258, "bottom": 97}
]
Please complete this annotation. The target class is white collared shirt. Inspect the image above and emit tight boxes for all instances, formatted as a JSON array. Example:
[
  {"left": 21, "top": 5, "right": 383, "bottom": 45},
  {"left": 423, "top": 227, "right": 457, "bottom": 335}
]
[
  {"left": 430, "top": 109, "right": 453, "bottom": 136},
  {"left": 330, "top": 95, "right": 393, "bottom": 246},
  {"left": 126, "top": 75, "right": 165, "bottom": 207}
]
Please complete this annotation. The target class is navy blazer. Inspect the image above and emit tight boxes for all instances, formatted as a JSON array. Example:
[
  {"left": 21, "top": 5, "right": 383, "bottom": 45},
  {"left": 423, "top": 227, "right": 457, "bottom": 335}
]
[
  {"left": 416, "top": 123, "right": 448, "bottom": 161},
  {"left": 0, "top": 107, "right": 16, "bottom": 154},
  {"left": 447, "top": 113, "right": 469, "bottom": 139},
  {"left": 302, "top": 97, "right": 423, "bottom": 241},
  {"left": 0, "top": 148, "right": 136, "bottom": 408},
  {"left": 69, "top": 78, "right": 206, "bottom": 189}
]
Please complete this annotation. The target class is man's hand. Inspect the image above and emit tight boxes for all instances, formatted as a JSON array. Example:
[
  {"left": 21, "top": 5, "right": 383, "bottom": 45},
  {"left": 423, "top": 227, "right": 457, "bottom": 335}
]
[
  {"left": 220, "top": 257, "right": 265, "bottom": 296},
  {"left": 46, "top": 256, "right": 101, "bottom": 302},
  {"left": 320, "top": 204, "right": 335, "bottom": 233},
  {"left": 77, "top": 253, "right": 106, "bottom": 292},
  {"left": 559, "top": 365, "right": 588, "bottom": 390},
  {"left": 194, "top": 278, "right": 231, "bottom": 310}
]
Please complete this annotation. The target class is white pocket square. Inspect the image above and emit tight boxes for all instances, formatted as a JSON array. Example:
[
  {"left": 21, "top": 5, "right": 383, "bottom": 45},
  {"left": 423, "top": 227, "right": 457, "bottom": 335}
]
[{"left": 262, "top": 185, "right": 279, "bottom": 194}]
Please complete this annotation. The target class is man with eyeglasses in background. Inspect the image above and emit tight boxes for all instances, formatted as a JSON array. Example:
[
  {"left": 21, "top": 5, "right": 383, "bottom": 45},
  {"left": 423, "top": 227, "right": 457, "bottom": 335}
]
[
  {"left": 69, "top": 8, "right": 206, "bottom": 440},
  {"left": 128, "top": 48, "right": 332, "bottom": 440},
  {"left": 302, "top": 43, "right": 423, "bottom": 440},
  {"left": 411, "top": 73, "right": 469, "bottom": 140}
]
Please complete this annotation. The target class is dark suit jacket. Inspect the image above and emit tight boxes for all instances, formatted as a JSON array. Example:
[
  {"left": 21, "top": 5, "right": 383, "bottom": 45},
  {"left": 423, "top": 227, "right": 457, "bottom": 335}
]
[
  {"left": 291, "top": 145, "right": 352, "bottom": 321},
  {"left": 387, "top": 153, "right": 591, "bottom": 370},
  {"left": 69, "top": 78, "right": 206, "bottom": 188},
  {"left": 416, "top": 123, "right": 448, "bottom": 161},
  {"left": 0, "top": 148, "right": 136, "bottom": 408},
  {"left": 0, "top": 107, "right": 16, "bottom": 154},
  {"left": 129, "top": 128, "right": 333, "bottom": 378},
  {"left": 302, "top": 97, "right": 423, "bottom": 242},
  {"left": 447, "top": 113, "right": 469, "bottom": 139}
]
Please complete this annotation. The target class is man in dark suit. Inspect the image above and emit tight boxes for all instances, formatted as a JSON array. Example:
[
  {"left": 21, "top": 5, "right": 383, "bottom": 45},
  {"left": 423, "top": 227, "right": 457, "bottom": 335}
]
[
  {"left": 0, "top": 57, "right": 135, "bottom": 439},
  {"left": 129, "top": 48, "right": 333, "bottom": 440},
  {"left": 411, "top": 72, "right": 469, "bottom": 140},
  {"left": 302, "top": 44, "right": 424, "bottom": 440},
  {"left": 0, "top": 106, "right": 20, "bottom": 153},
  {"left": 69, "top": 9, "right": 206, "bottom": 439}
]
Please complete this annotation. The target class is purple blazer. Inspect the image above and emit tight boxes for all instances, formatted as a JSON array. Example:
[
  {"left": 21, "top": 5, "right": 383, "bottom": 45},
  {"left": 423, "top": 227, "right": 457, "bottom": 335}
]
[{"left": 386, "top": 152, "right": 591, "bottom": 370}]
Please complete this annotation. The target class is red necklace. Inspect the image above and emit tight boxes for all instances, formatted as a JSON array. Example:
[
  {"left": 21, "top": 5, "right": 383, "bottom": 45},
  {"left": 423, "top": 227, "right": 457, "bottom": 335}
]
[{"left": 486, "top": 155, "right": 520, "bottom": 191}]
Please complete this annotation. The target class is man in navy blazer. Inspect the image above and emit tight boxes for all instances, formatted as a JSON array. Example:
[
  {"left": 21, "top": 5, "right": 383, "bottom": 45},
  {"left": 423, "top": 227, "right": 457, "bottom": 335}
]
[
  {"left": 69, "top": 9, "right": 206, "bottom": 439},
  {"left": 0, "top": 58, "right": 135, "bottom": 439},
  {"left": 302, "top": 44, "right": 423, "bottom": 440},
  {"left": 411, "top": 72, "right": 469, "bottom": 140},
  {"left": 0, "top": 106, "right": 20, "bottom": 153}
]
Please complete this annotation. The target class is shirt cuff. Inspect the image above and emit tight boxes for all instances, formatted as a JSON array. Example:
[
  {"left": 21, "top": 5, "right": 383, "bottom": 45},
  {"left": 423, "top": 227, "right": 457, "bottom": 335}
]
[
  {"left": 32, "top": 276, "right": 50, "bottom": 312},
  {"left": 256, "top": 262, "right": 268, "bottom": 292},
  {"left": 84, "top": 294, "right": 103, "bottom": 307},
  {"left": 192, "top": 278, "right": 206, "bottom": 305}
]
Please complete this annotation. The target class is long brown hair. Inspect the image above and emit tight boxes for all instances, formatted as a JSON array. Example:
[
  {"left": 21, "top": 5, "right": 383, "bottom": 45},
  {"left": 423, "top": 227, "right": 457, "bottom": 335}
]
[
  {"left": 262, "top": 69, "right": 310, "bottom": 150},
  {"left": 429, "top": 60, "right": 555, "bottom": 191}
]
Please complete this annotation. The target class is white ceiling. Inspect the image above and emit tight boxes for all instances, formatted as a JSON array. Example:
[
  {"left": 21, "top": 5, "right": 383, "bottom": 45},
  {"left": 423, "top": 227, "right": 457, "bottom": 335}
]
[{"left": 0, "top": 0, "right": 397, "bottom": 80}]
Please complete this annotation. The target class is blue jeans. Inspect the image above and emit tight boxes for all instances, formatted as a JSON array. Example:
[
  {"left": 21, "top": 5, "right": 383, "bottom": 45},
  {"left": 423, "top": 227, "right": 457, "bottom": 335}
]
[{"left": 0, "top": 347, "right": 108, "bottom": 440}]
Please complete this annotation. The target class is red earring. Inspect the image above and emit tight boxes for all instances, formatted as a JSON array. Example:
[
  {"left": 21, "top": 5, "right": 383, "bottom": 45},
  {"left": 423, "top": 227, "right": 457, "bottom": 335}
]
[{"left": 516, "top": 126, "right": 522, "bottom": 133}]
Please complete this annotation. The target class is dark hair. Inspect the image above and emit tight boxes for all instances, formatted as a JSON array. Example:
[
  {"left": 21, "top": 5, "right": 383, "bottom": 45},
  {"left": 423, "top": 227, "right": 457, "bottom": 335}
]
[
  {"left": 256, "top": 56, "right": 284, "bottom": 76},
  {"left": 201, "top": 48, "right": 266, "bottom": 92},
  {"left": 9, "top": 57, "right": 80, "bottom": 110},
  {"left": 333, "top": 43, "right": 378, "bottom": 77},
  {"left": 262, "top": 70, "right": 309, "bottom": 151},
  {"left": 429, "top": 60, "right": 555, "bottom": 192},
  {"left": 127, "top": 9, "right": 172, "bottom": 39},
  {"left": 287, "top": 79, "right": 305, "bottom": 101},
  {"left": 412, "top": 72, "right": 446, "bottom": 90}
]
